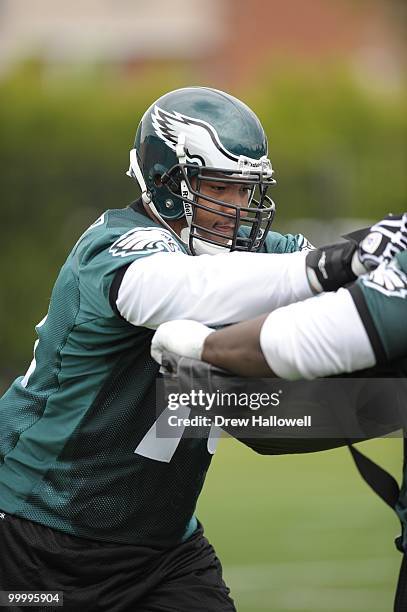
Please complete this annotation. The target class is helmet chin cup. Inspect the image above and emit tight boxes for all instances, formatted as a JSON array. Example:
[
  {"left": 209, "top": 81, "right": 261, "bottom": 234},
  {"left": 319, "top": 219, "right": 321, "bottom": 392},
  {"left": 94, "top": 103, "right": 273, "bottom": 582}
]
[
  {"left": 180, "top": 227, "right": 231, "bottom": 256},
  {"left": 193, "top": 238, "right": 232, "bottom": 256}
]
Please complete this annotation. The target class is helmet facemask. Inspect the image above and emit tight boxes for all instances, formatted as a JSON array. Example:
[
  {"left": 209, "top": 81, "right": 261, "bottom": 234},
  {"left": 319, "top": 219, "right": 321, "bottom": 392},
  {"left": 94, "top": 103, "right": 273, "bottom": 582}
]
[{"left": 161, "top": 155, "right": 276, "bottom": 255}]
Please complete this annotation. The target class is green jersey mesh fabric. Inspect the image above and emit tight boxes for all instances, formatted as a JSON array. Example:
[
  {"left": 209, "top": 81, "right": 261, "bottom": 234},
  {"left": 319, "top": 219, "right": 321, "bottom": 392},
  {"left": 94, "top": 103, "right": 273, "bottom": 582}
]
[{"left": 0, "top": 205, "right": 305, "bottom": 545}]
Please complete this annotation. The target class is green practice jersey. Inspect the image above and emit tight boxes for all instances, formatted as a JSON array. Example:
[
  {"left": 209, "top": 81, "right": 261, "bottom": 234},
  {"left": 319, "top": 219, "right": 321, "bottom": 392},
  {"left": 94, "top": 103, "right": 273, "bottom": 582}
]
[
  {"left": 350, "top": 251, "right": 407, "bottom": 548},
  {"left": 350, "top": 250, "right": 407, "bottom": 366},
  {"left": 0, "top": 202, "right": 306, "bottom": 546}
]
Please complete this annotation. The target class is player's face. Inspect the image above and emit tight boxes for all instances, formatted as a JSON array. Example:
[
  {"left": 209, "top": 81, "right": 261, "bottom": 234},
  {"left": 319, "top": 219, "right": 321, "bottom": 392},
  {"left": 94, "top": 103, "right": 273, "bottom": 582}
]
[{"left": 191, "top": 175, "right": 251, "bottom": 245}]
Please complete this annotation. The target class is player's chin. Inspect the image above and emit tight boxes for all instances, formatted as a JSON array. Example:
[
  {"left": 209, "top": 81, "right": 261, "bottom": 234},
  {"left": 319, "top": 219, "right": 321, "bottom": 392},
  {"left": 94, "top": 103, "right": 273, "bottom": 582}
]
[
  {"left": 196, "top": 227, "right": 232, "bottom": 246},
  {"left": 212, "top": 224, "right": 234, "bottom": 244},
  {"left": 213, "top": 234, "right": 232, "bottom": 246}
]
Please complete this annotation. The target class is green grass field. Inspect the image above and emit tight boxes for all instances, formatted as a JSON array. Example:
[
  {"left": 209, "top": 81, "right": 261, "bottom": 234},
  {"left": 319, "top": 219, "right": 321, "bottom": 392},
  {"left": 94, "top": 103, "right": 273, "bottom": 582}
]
[{"left": 196, "top": 438, "right": 402, "bottom": 612}]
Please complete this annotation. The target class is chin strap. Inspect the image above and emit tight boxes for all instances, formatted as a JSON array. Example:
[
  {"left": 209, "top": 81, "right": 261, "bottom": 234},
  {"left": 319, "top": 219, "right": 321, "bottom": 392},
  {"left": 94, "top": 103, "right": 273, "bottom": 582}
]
[
  {"left": 127, "top": 149, "right": 152, "bottom": 205},
  {"left": 176, "top": 134, "right": 194, "bottom": 229}
]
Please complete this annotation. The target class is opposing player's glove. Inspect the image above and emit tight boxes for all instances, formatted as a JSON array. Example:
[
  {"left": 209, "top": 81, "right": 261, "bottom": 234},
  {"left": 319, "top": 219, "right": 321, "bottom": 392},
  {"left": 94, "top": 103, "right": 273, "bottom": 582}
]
[
  {"left": 357, "top": 213, "right": 407, "bottom": 271},
  {"left": 306, "top": 212, "right": 407, "bottom": 293},
  {"left": 151, "top": 320, "right": 214, "bottom": 365}
]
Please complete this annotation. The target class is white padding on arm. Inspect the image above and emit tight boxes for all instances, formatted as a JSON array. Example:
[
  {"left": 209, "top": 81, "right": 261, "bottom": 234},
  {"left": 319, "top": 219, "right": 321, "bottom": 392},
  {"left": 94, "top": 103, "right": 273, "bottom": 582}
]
[
  {"left": 259, "top": 288, "right": 376, "bottom": 380},
  {"left": 116, "top": 251, "right": 312, "bottom": 329}
]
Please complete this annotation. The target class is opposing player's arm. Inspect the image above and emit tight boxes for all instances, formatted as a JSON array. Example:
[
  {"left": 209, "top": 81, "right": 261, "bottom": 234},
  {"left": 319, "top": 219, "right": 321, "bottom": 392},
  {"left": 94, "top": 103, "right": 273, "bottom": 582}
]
[
  {"left": 150, "top": 315, "right": 273, "bottom": 376},
  {"left": 257, "top": 252, "right": 407, "bottom": 379},
  {"left": 201, "top": 291, "right": 375, "bottom": 379},
  {"left": 256, "top": 287, "right": 377, "bottom": 379},
  {"left": 201, "top": 315, "right": 272, "bottom": 377}
]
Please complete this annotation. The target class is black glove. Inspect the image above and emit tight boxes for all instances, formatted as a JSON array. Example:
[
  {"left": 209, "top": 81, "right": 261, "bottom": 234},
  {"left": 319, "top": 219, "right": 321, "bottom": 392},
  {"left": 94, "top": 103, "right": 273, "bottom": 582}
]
[
  {"left": 306, "top": 213, "right": 407, "bottom": 293},
  {"left": 306, "top": 241, "right": 358, "bottom": 293}
]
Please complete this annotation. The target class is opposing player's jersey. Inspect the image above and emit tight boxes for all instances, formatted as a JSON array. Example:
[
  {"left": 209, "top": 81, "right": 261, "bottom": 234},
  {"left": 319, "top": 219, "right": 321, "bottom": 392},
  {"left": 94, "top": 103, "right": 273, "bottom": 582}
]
[
  {"left": 0, "top": 202, "right": 306, "bottom": 545},
  {"left": 350, "top": 250, "right": 407, "bottom": 550},
  {"left": 349, "top": 250, "right": 407, "bottom": 366}
]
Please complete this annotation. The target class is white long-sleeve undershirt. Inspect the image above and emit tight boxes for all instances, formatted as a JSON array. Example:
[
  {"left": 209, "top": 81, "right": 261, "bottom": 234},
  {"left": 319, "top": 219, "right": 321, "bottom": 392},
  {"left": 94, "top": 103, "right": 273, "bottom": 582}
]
[{"left": 116, "top": 251, "right": 312, "bottom": 329}]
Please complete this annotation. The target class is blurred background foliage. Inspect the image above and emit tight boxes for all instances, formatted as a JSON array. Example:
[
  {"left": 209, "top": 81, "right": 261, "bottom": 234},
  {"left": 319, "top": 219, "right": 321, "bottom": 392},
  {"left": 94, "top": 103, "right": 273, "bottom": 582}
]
[{"left": 1, "top": 61, "right": 406, "bottom": 376}]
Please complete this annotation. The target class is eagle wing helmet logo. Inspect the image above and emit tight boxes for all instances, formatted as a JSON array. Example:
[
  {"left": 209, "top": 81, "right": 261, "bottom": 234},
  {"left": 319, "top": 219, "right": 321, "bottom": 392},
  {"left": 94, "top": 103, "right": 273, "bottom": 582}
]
[{"left": 151, "top": 105, "right": 273, "bottom": 176}]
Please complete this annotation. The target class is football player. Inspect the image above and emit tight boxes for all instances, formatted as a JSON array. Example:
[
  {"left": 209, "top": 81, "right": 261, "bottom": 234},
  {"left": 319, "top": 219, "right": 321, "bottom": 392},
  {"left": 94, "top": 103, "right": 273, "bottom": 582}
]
[{"left": 0, "top": 86, "right": 324, "bottom": 612}]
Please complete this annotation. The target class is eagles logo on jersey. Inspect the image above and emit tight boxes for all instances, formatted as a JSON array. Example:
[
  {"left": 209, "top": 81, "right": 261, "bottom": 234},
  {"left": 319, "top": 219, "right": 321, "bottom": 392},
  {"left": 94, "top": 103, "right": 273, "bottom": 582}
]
[
  {"left": 109, "top": 227, "right": 182, "bottom": 258},
  {"left": 363, "top": 259, "right": 407, "bottom": 298}
]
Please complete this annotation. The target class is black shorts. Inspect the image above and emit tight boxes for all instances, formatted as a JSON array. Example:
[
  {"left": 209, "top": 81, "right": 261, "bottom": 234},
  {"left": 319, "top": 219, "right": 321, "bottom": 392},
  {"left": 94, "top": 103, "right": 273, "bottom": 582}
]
[{"left": 0, "top": 513, "right": 236, "bottom": 612}]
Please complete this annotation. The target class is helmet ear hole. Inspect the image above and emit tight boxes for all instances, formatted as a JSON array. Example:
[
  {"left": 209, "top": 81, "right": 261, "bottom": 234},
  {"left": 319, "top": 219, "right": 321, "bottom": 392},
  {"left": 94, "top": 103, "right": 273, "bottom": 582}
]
[{"left": 153, "top": 174, "right": 163, "bottom": 186}]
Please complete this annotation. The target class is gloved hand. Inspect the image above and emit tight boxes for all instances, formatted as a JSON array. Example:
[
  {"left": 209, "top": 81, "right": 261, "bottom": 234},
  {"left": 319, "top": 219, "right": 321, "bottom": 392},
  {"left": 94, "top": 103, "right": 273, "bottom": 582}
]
[
  {"left": 305, "top": 240, "right": 359, "bottom": 293},
  {"left": 357, "top": 213, "right": 407, "bottom": 271},
  {"left": 151, "top": 320, "right": 214, "bottom": 365},
  {"left": 306, "top": 212, "right": 407, "bottom": 293}
]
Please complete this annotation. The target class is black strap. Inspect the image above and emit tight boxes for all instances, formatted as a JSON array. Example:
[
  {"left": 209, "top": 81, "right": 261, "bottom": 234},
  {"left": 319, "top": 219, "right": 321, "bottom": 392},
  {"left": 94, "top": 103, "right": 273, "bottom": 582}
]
[
  {"left": 347, "top": 440, "right": 404, "bottom": 552},
  {"left": 348, "top": 443, "right": 401, "bottom": 509},
  {"left": 348, "top": 284, "right": 388, "bottom": 365}
]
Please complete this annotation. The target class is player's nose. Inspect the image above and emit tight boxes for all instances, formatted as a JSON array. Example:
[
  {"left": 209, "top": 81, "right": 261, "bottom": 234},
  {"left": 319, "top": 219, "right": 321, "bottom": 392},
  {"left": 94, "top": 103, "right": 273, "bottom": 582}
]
[{"left": 224, "top": 187, "right": 246, "bottom": 209}]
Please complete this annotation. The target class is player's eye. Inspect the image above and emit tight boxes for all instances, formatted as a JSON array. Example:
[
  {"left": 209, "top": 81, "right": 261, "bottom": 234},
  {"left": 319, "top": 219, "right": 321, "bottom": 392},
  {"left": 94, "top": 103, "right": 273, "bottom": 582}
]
[{"left": 209, "top": 184, "right": 226, "bottom": 192}]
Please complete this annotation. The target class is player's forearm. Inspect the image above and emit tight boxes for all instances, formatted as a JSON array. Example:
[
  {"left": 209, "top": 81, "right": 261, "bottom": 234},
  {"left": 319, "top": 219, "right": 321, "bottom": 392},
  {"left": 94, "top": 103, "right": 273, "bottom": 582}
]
[
  {"left": 202, "top": 315, "right": 275, "bottom": 377},
  {"left": 115, "top": 251, "right": 312, "bottom": 328},
  {"left": 205, "top": 288, "right": 376, "bottom": 379}
]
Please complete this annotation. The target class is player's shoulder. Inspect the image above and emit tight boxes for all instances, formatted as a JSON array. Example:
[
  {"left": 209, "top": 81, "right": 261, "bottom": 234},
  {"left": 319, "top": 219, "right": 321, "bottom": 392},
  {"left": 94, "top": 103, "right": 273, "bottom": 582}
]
[
  {"left": 70, "top": 204, "right": 186, "bottom": 268},
  {"left": 261, "top": 230, "right": 313, "bottom": 254},
  {"left": 237, "top": 225, "right": 311, "bottom": 254}
]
